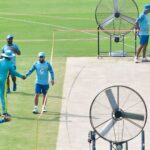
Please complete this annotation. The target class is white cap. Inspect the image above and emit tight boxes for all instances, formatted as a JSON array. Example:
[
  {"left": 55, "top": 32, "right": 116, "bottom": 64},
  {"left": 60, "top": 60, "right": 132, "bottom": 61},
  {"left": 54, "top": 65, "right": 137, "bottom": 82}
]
[
  {"left": 38, "top": 52, "right": 45, "bottom": 57},
  {"left": 6, "top": 34, "right": 14, "bottom": 39}
]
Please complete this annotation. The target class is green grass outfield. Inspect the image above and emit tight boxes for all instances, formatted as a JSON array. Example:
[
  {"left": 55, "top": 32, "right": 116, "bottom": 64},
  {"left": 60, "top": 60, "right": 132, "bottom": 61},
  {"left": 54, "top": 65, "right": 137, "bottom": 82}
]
[{"left": 0, "top": 0, "right": 149, "bottom": 150}]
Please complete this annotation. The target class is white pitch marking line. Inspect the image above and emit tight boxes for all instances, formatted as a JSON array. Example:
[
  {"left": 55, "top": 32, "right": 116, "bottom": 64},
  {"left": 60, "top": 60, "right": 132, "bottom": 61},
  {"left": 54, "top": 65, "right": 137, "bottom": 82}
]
[
  {"left": 0, "top": 38, "right": 107, "bottom": 43},
  {"left": 0, "top": 16, "right": 96, "bottom": 36},
  {"left": 0, "top": 12, "right": 94, "bottom": 21}
]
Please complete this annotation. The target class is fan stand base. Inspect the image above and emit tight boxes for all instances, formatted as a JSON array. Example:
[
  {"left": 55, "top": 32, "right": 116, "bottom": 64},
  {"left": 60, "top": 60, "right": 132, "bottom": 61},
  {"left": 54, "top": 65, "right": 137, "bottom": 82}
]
[
  {"left": 109, "top": 34, "right": 126, "bottom": 57},
  {"left": 110, "top": 142, "right": 127, "bottom": 150},
  {"left": 114, "top": 143, "right": 123, "bottom": 150},
  {"left": 88, "top": 130, "right": 145, "bottom": 150},
  {"left": 109, "top": 51, "right": 128, "bottom": 57},
  {"left": 97, "top": 26, "right": 138, "bottom": 58}
]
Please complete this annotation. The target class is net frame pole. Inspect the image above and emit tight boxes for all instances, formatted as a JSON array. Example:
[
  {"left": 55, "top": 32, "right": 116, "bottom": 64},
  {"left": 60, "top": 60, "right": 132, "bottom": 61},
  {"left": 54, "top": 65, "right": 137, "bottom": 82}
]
[
  {"left": 110, "top": 34, "right": 112, "bottom": 56},
  {"left": 97, "top": 26, "right": 100, "bottom": 58},
  {"left": 122, "top": 34, "right": 125, "bottom": 57},
  {"left": 126, "top": 142, "right": 128, "bottom": 150},
  {"left": 141, "top": 130, "right": 145, "bottom": 150},
  {"left": 88, "top": 131, "right": 96, "bottom": 150},
  {"left": 134, "top": 30, "right": 137, "bottom": 56},
  {"left": 91, "top": 131, "right": 96, "bottom": 150},
  {"left": 110, "top": 142, "right": 112, "bottom": 150}
]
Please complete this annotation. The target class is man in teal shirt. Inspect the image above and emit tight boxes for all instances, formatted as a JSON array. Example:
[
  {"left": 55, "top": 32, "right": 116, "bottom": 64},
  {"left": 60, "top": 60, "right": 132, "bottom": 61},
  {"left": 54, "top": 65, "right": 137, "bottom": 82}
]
[
  {"left": 25, "top": 52, "right": 54, "bottom": 113},
  {"left": 134, "top": 5, "right": 150, "bottom": 63},
  {"left": 0, "top": 50, "right": 25, "bottom": 117},
  {"left": 2, "top": 34, "right": 21, "bottom": 93}
]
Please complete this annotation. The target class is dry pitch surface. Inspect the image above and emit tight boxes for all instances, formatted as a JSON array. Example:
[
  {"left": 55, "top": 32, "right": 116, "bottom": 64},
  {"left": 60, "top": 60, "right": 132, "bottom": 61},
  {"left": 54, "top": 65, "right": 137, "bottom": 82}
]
[{"left": 57, "top": 57, "right": 150, "bottom": 150}]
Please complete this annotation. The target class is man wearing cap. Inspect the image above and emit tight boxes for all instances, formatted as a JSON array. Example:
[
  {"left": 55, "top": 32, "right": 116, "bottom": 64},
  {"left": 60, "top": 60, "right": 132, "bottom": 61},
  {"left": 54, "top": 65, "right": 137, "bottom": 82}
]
[
  {"left": 134, "top": 4, "right": 150, "bottom": 63},
  {"left": 25, "top": 52, "right": 54, "bottom": 113},
  {"left": 0, "top": 50, "right": 26, "bottom": 117},
  {"left": 2, "top": 34, "right": 21, "bottom": 93}
]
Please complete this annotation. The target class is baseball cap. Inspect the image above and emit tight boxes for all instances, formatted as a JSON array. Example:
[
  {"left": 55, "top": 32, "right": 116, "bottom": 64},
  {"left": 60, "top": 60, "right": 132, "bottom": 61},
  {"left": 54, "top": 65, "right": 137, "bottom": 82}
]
[
  {"left": 38, "top": 52, "right": 45, "bottom": 57},
  {"left": 6, "top": 34, "right": 14, "bottom": 39},
  {"left": 144, "top": 4, "right": 150, "bottom": 10}
]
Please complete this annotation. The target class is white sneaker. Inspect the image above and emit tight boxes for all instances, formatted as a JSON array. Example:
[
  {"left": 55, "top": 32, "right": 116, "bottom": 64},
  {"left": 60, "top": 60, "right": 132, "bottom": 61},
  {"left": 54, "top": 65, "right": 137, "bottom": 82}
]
[
  {"left": 42, "top": 106, "right": 46, "bottom": 112},
  {"left": 142, "top": 58, "right": 149, "bottom": 62},
  {"left": 134, "top": 57, "right": 139, "bottom": 63},
  {"left": 33, "top": 106, "right": 38, "bottom": 114}
]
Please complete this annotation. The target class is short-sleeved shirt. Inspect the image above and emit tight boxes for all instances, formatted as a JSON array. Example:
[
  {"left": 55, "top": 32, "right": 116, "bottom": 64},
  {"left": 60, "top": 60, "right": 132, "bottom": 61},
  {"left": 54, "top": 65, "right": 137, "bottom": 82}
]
[
  {"left": 2, "top": 43, "right": 20, "bottom": 66},
  {"left": 26, "top": 61, "right": 54, "bottom": 85},
  {"left": 136, "top": 12, "right": 149, "bottom": 35}
]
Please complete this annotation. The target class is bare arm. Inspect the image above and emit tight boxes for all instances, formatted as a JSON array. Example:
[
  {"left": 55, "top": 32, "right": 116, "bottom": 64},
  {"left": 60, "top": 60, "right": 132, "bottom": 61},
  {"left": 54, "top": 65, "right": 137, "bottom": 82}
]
[
  {"left": 16, "top": 50, "right": 21, "bottom": 55},
  {"left": 11, "top": 46, "right": 21, "bottom": 55},
  {"left": 135, "top": 22, "right": 140, "bottom": 30}
]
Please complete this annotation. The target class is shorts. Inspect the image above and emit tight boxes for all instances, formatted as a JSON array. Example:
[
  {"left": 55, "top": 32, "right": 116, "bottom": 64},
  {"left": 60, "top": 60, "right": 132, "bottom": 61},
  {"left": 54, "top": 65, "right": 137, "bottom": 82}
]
[
  {"left": 139, "top": 35, "right": 149, "bottom": 45},
  {"left": 35, "top": 84, "right": 49, "bottom": 95}
]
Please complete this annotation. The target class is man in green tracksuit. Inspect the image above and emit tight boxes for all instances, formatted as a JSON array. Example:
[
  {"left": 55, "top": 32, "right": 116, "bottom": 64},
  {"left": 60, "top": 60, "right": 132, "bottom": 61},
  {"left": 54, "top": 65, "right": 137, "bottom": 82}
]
[{"left": 0, "top": 50, "right": 26, "bottom": 117}]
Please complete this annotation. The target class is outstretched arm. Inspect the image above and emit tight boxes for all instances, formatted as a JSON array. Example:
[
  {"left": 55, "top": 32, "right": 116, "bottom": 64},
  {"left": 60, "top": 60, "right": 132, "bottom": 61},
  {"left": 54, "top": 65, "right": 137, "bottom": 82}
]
[
  {"left": 9, "top": 66, "right": 25, "bottom": 79},
  {"left": 25, "top": 64, "right": 36, "bottom": 77}
]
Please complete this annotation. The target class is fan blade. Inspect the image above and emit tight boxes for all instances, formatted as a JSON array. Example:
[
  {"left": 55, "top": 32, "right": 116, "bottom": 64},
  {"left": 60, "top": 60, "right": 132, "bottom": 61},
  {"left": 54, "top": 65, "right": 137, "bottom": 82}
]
[
  {"left": 123, "top": 112, "right": 144, "bottom": 121},
  {"left": 100, "top": 15, "right": 115, "bottom": 28},
  {"left": 100, "top": 119, "right": 116, "bottom": 137},
  {"left": 120, "top": 15, "right": 136, "bottom": 24},
  {"left": 113, "top": 0, "right": 119, "bottom": 12},
  {"left": 105, "top": 89, "right": 119, "bottom": 111}
]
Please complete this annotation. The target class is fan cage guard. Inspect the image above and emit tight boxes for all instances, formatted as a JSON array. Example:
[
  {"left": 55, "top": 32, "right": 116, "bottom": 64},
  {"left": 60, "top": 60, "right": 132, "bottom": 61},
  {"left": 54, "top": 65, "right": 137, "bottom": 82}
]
[
  {"left": 95, "top": 0, "right": 139, "bottom": 35},
  {"left": 89, "top": 85, "right": 147, "bottom": 144}
]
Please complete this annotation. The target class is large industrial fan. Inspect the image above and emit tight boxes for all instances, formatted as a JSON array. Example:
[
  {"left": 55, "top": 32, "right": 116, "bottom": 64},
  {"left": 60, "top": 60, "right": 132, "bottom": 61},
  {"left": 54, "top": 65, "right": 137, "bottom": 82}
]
[
  {"left": 89, "top": 85, "right": 147, "bottom": 150},
  {"left": 95, "top": 0, "right": 139, "bottom": 56}
]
